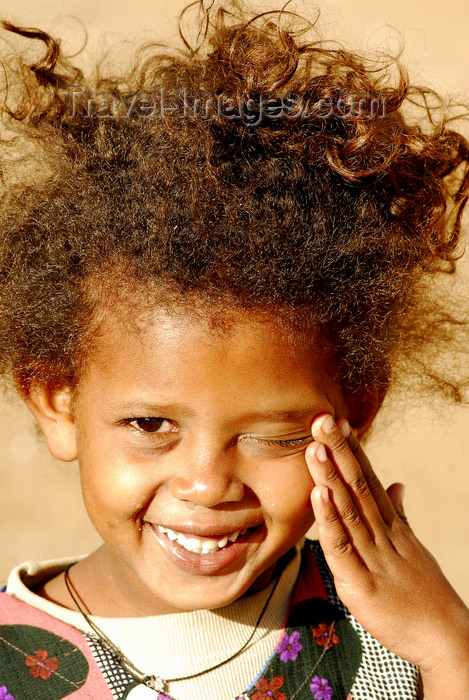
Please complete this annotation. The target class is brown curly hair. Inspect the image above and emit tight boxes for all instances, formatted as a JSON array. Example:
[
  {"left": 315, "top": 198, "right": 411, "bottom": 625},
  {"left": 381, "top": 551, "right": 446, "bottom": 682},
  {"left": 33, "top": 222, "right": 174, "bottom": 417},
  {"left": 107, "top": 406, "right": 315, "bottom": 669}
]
[{"left": 0, "top": 1, "right": 468, "bottom": 411}]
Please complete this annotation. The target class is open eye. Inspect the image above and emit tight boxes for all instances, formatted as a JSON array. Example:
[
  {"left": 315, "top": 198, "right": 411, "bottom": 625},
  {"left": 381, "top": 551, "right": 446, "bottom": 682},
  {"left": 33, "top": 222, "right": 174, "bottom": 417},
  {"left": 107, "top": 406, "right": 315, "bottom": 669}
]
[{"left": 128, "top": 418, "right": 174, "bottom": 434}]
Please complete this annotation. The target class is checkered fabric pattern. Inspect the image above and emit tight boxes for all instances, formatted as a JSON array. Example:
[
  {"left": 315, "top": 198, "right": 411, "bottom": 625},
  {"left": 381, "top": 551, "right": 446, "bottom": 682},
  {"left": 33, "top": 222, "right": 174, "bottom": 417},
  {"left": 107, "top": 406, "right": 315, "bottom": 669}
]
[
  {"left": 309, "top": 540, "right": 420, "bottom": 700},
  {"left": 86, "top": 633, "right": 137, "bottom": 700}
]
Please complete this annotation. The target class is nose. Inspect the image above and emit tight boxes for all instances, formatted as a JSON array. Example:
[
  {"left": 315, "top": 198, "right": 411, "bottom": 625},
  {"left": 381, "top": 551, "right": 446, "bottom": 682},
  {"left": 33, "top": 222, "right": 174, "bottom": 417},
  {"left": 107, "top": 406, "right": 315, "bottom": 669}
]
[{"left": 169, "top": 441, "right": 245, "bottom": 508}]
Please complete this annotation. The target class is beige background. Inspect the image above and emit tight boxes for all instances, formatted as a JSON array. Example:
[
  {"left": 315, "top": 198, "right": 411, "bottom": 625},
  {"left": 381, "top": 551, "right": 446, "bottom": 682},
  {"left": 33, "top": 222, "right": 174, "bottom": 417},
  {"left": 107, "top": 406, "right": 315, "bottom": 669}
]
[{"left": 0, "top": 0, "right": 468, "bottom": 607}]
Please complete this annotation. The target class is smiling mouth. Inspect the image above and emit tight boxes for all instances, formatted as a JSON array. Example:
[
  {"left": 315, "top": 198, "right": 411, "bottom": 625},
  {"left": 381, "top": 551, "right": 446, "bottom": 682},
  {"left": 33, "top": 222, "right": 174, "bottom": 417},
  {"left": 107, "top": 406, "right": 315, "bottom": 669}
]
[{"left": 156, "top": 526, "right": 249, "bottom": 555}]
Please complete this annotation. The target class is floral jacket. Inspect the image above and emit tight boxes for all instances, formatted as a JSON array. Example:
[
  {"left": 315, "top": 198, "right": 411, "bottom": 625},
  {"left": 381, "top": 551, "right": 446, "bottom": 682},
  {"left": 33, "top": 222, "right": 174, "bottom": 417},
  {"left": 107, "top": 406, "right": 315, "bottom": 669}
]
[{"left": 0, "top": 541, "right": 420, "bottom": 700}]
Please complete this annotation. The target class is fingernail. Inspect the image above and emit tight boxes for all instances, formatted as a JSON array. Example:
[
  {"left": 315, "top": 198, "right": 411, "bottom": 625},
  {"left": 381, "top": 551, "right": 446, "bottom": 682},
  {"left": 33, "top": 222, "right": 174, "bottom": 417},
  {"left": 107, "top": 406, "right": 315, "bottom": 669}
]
[
  {"left": 321, "top": 415, "right": 335, "bottom": 434},
  {"left": 316, "top": 443, "right": 328, "bottom": 462},
  {"left": 339, "top": 420, "right": 351, "bottom": 438},
  {"left": 321, "top": 486, "right": 330, "bottom": 502}
]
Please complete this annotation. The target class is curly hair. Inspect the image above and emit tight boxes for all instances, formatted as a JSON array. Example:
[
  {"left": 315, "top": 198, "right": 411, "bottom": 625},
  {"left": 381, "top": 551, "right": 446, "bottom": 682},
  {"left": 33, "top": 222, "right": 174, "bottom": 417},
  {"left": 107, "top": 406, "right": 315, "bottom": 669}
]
[{"left": 0, "top": 1, "right": 467, "bottom": 409}]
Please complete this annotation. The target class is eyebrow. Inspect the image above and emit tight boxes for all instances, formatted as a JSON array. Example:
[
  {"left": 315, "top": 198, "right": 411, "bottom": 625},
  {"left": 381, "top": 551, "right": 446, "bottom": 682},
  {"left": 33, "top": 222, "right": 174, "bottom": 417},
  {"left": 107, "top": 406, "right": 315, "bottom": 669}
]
[
  {"left": 243, "top": 409, "right": 317, "bottom": 422},
  {"left": 110, "top": 401, "right": 317, "bottom": 422},
  {"left": 109, "top": 401, "right": 191, "bottom": 415}
]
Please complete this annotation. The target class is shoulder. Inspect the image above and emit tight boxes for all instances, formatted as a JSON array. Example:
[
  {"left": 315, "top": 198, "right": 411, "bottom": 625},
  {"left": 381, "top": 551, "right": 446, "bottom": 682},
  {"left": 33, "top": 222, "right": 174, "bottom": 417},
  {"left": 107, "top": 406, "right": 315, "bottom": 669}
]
[{"left": 0, "top": 589, "right": 117, "bottom": 697}]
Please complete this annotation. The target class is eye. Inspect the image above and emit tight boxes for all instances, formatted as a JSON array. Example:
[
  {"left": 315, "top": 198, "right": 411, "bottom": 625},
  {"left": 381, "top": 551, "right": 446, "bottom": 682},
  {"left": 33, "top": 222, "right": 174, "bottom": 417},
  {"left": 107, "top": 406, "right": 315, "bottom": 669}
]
[
  {"left": 127, "top": 417, "right": 175, "bottom": 434},
  {"left": 240, "top": 434, "right": 314, "bottom": 450},
  {"left": 262, "top": 436, "right": 314, "bottom": 448}
]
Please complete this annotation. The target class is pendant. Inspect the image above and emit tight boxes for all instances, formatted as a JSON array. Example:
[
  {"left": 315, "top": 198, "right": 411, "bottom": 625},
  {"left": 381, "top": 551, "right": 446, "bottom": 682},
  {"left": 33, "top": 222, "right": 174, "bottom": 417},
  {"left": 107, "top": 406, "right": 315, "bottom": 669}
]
[{"left": 143, "top": 675, "right": 173, "bottom": 697}]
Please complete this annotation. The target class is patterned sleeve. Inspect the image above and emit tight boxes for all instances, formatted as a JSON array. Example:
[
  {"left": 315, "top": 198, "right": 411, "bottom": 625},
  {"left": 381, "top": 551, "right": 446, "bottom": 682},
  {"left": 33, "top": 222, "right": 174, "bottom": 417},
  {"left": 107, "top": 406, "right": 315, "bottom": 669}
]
[{"left": 308, "top": 540, "right": 422, "bottom": 700}]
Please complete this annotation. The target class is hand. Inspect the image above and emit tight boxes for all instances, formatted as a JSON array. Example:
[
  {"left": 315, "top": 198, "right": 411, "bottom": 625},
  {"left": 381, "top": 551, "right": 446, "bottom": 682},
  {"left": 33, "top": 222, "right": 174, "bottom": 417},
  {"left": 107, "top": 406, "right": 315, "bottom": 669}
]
[{"left": 306, "top": 414, "right": 469, "bottom": 696}]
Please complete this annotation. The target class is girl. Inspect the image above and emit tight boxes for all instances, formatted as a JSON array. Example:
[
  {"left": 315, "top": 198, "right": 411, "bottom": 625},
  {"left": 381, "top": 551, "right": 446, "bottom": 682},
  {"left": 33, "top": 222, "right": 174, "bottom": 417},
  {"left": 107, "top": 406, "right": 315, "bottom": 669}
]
[{"left": 0, "top": 2, "right": 468, "bottom": 698}]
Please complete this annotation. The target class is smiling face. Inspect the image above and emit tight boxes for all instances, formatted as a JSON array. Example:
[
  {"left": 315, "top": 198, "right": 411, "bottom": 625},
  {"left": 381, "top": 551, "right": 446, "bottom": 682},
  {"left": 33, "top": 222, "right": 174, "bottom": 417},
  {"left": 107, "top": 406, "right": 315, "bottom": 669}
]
[{"left": 35, "top": 307, "right": 351, "bottom": 615}]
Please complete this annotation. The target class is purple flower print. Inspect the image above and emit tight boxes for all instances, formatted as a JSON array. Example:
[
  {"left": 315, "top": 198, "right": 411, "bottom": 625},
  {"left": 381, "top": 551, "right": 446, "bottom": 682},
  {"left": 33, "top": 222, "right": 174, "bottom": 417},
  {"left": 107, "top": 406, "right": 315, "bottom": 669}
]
[
  {"left": 0, "top": 687, "right": 15, "bottom": 700},
  {"left": 277, "top": 630, "right": 302, "bottom": 662},
  {"left": 310, "top": 676, "right": 333, "bottom": 700}
]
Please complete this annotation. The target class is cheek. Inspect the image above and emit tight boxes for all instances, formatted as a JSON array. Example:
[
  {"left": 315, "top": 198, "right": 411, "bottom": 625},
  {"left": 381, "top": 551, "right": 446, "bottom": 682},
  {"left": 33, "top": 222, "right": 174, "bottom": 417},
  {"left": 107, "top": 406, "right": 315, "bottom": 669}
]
[
  {"left": 78, "top": 446, "right": 155, "bottom": 524},
  {"left": 257, "top": 456, "right": 314, "bottom": 526}
]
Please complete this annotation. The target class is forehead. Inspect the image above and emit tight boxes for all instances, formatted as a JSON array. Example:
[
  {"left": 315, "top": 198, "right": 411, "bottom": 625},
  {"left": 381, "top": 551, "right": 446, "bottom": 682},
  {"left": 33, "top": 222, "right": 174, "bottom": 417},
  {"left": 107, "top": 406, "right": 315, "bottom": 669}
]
[
  {"left": 92, "top": 305, "right": 328, "bottom": 372},
  {"left": 76, "top": 305, "right": 347, "bottom": 420}
]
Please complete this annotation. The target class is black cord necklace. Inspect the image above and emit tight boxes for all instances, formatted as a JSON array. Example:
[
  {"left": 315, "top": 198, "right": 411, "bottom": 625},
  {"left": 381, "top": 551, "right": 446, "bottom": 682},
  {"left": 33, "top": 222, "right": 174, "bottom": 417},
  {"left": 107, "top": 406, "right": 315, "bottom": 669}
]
[{"left": 64, "top": 565, "right": 282, "bottom": 700}]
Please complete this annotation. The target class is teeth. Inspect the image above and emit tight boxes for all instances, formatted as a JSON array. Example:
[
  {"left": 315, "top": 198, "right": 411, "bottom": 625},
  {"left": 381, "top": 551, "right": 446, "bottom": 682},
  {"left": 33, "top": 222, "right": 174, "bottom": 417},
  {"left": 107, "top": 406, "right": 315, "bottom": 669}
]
[
  {"left": 157, "top": 526, "right": 246, "bottom": 554},
  {"left": 201, "top": 540, "right": 219, "bottom": 554}
]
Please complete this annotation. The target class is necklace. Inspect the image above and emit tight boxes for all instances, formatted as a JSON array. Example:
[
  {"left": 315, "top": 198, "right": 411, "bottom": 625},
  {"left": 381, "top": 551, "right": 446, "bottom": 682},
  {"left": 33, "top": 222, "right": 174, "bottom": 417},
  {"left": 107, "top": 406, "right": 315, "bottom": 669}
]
[{"left": 64, "top": 565, "right": 282, "bottom": 700}]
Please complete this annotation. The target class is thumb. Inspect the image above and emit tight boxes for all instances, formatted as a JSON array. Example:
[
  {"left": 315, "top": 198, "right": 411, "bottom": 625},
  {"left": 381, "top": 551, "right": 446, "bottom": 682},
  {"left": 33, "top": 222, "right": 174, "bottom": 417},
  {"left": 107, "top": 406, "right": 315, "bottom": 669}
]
[{"left": 386, "top": 482, "right": 410, "bottom": 526}]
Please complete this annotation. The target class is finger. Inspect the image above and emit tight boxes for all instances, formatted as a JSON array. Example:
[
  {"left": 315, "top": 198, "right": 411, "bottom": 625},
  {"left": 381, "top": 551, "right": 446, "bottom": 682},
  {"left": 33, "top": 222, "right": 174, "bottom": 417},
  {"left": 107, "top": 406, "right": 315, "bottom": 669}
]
[
  {"left": 311, "top": 484, "right": 367, "bottom": 576},
  {"left": 312, "top": 414, "right": 396, "bottom": 527},
  {"left": 307, "top": 440, "right": 375, "bottom": 550},
  {"left": 386, "top": 482, "right": 411, "bottom": 527},
  {"left": 344, "top": 427, "right": 395, "bottom": 522}
]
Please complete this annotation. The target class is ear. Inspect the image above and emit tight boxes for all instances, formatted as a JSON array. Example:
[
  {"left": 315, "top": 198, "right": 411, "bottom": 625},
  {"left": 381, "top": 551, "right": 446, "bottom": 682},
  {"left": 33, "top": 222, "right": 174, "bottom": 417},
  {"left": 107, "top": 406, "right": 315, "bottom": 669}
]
[
  {"left": 347, "top": 384, "right": 387, "bottom": 440},
  {"left": 23, "top": 383, "right": 78, "bottom": 462}
]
